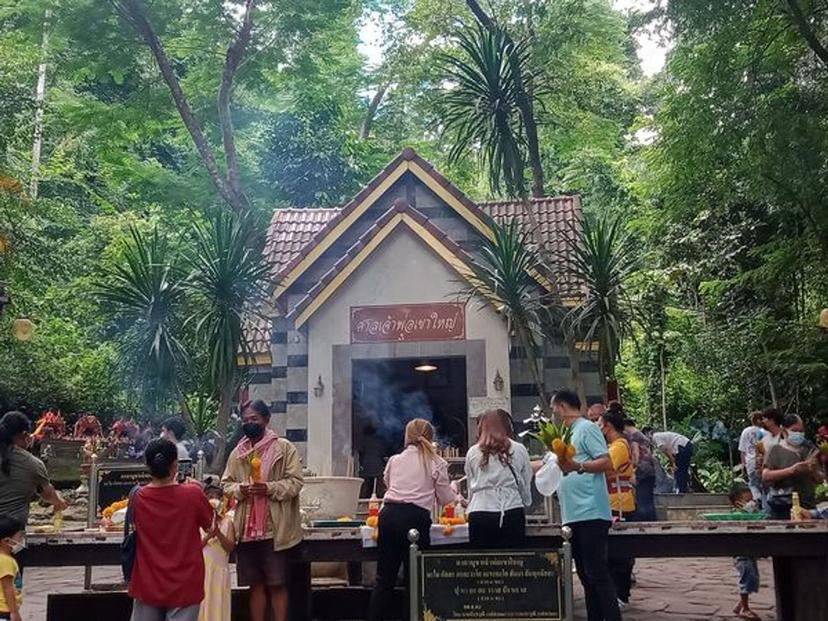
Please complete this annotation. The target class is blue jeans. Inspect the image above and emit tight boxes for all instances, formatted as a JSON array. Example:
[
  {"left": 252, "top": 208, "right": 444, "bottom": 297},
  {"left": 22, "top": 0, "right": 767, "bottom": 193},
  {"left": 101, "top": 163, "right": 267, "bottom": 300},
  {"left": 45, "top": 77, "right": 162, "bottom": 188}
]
[
  {"left": 675, "top": 442, "right": 694, "bottom": 493},
  {"left": 735, "top": 557, "right": 759, "bottom": 594}
]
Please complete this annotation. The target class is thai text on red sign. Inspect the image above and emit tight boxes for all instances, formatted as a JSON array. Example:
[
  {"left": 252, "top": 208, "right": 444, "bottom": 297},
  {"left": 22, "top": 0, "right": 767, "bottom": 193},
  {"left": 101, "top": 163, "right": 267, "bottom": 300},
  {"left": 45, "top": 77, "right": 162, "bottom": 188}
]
[{"left": 350, "top": 303, "right": 466, "bottom": 343}]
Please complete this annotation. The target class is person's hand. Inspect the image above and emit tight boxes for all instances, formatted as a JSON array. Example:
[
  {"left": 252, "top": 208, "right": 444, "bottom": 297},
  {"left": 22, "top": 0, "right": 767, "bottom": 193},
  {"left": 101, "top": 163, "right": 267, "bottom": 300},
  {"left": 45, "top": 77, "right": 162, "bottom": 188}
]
[
  {"left": 239, "top": 484, "right": 250, "bottom": 498},
  {"left": 559, "top": 459, "right": 580, "bottom": 475},
  {"left": 53, "top": 495, "right": 69, "bottom": 512},
  {"left": 792, "top": 461, "right": 811, "bottom": 475},
  {"left": 10, "top": 611, "right": 22, "bottom": 621},
  {"left": 249, "top": 482, "right": 269, "bottom": 496}
]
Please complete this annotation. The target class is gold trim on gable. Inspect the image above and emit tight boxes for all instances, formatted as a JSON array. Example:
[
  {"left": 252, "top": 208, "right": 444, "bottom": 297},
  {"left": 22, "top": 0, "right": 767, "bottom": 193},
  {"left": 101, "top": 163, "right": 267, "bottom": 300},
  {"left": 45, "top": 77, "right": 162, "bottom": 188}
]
[
  {"left": 406, "top": 161, "right": 494, "bottom": 240},
  {"left": 293, "top": 213, "right": 487, "bottom": 328},
  {"left": 273, "top": 162, "right": 408, "bottom": 300},
  {"left": 237, "top": 353, "right": 273, "bottom": 366}
]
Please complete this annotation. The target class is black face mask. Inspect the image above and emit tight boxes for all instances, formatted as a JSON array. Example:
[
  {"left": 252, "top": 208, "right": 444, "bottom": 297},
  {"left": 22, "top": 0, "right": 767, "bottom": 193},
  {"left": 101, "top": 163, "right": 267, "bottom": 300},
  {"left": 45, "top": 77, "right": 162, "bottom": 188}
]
[{"left": 242, "top": 422, "right": 264, "bottom": 440}]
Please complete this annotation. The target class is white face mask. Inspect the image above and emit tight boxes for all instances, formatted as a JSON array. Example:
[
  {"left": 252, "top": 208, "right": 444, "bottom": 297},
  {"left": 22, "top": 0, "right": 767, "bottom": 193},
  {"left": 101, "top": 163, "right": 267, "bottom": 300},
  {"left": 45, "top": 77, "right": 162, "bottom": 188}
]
[
  {"left": 6, "top": 537, "right": 25, "bottom": 555},
  {"left": 742, "top": 500, "right": 758, "bottom": 513},
  {"left": 209, "top": 498, "right": 221, "bottom": 511}
]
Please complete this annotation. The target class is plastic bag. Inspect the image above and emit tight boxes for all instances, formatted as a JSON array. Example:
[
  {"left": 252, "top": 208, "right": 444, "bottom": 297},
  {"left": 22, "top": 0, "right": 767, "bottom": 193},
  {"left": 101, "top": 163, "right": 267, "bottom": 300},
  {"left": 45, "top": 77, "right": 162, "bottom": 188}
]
[{"left": 535, "top": 452, "right": 563, "bottom": 496}]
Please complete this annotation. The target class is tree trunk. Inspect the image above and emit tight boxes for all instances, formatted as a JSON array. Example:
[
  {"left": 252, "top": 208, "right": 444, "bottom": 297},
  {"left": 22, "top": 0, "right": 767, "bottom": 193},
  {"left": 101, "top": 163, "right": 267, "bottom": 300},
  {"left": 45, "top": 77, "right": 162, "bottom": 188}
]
[
  {"left": 660, "top": 345, "right": 667, "bottom": 431},
  {"left": 211, "top": 384, "right": 233, "bottom": 473},
  {"left": 565, "top": 334, "right": 587, "bottom": 412},
  {"left": 465, "top": 0, "right": 545, "bottom": 197},
  {"left": 217, "top": 0, "right": 255, "bottom": 211},
  {"left": 30, "top": 10, "right": 50, "bottom": 200},
  {"left": 115, "top": 0, "right": 247, "bottom": 212},
  {"left": 783, "top": 0, "right": 828, "bottom": 69},
  {"left": 514, "top": 319, "right": 551, "bottom": 416},
  {"left": 360, "top": 84, "right": 388, "bottom": 140}
]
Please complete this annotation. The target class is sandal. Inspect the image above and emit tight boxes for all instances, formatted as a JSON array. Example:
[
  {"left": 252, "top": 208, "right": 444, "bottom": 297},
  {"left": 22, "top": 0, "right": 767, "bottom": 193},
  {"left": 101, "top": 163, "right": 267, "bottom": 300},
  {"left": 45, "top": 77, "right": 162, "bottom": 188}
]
[{"left": 737, "top": 610, "right": 760, "bottom": 620}]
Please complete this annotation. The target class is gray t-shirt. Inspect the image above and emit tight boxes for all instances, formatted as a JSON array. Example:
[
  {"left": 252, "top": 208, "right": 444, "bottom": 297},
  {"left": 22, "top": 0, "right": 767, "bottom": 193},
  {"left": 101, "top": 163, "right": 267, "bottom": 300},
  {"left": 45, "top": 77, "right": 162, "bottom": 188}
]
[{"left": 0, "top": 446, "right": 51, "bottom": 523}]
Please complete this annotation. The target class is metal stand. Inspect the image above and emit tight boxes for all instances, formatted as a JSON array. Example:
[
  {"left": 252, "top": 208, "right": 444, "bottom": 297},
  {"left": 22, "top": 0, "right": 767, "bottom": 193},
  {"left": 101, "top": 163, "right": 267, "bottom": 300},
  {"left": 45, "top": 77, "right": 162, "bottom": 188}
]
[
  {"left": 408, "top": 529, "right": 420, "bottom": 621},
  {"left": 562, "top": 525, "right": 574, "bottom": 621}
]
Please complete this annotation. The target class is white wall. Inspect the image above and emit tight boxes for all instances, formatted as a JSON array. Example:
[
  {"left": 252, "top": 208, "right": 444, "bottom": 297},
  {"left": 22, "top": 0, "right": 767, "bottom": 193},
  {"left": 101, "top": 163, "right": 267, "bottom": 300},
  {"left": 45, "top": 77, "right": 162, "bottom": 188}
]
[{"left": 305, "top": 227, "right": 510, "bottom": 474}]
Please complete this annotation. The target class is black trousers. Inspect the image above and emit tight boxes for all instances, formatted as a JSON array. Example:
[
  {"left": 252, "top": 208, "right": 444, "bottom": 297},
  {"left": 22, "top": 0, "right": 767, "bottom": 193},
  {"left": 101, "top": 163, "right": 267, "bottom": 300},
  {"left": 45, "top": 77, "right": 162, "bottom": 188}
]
[
  {"left": 468, "top": 508, "right": 526, "bottom": 549},
  {"left": 361, "top": 475, "right": 386, "bottom": 499},
  {"left": 368, "top": 503, "right": 431, "bottom": 621},
  {"left": 570, "top": 519, "right": 622, "bottom": 621},
  {"left": 675, "top": 442, "right": 694, "bottom": 493}
]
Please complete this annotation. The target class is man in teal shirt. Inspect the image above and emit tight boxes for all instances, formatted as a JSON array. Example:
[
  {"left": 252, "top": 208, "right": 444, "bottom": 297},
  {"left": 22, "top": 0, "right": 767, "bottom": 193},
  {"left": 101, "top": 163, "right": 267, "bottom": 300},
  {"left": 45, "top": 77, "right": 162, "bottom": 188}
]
[{"left": 553, "top": 390, "right": 621, "bottom": 621}]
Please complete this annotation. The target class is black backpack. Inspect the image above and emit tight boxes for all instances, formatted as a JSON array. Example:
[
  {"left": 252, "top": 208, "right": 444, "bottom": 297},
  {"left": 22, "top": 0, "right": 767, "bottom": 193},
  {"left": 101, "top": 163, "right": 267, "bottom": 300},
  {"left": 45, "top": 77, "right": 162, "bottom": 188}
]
[{"left": 121, "top": 485, "right": 140, "bottom": 583}]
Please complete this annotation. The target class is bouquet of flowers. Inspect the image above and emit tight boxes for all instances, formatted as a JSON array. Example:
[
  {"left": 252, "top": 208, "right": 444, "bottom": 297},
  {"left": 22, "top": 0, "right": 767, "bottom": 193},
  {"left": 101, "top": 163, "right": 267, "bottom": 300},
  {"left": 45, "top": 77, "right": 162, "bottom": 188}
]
[{"left": 532, "top": 421, "right": 576, "bottom": 462}]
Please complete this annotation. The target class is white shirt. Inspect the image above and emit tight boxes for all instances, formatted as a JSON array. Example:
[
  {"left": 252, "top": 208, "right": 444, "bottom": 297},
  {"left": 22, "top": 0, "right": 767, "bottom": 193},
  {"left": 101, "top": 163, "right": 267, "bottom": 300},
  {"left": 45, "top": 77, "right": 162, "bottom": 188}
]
[
  {"left": 738, "top": 425, "right": 762, "bottom": 471},
  {"left": 465, "top": 440, "right": 533, "bottom": 516},
  {"left": 652, "top": 431, "right": 690, "bottom": 455}
]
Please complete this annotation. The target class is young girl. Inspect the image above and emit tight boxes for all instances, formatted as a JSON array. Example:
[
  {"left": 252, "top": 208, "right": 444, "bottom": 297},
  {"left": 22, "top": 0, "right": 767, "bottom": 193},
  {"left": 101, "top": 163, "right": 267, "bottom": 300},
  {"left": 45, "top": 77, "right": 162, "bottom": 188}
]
[
  {"left": 199, "top": 479, "right": 236, "bottom": 621},
  {"left": 367, "top": 419, "right": 455, "bottom": 621},
  {"left": 465, "top": 409, "right": 532, "bottom": 549},
  {"left": 0, "top": 515, "right": 24, "bottom": 621}
]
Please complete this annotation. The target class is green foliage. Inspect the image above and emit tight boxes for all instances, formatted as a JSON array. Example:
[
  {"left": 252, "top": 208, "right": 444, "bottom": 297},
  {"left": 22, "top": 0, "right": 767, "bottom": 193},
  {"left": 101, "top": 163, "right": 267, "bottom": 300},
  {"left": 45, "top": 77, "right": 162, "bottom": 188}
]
[
  {"left": 563, "top": 213, "right": 636, "bottom": 383},
  {"left": 186, "top": 210, "right": 270, "bottom": 397},
  {"left": 465, "top": 218, "right": 552, "bottom": 409},
  {"left": 95, "top": 226, "right": 187, "bottom": 411},
  {"left": 439, "top": 23, "right": 531, "bottom": 197}
]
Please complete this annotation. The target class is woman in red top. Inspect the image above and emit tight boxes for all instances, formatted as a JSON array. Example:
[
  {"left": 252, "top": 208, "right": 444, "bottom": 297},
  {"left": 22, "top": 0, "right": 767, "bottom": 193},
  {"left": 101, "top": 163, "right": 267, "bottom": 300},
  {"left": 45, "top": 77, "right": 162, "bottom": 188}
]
[{"left": 128, "top": 439, "right": 214, "bottom": 621}]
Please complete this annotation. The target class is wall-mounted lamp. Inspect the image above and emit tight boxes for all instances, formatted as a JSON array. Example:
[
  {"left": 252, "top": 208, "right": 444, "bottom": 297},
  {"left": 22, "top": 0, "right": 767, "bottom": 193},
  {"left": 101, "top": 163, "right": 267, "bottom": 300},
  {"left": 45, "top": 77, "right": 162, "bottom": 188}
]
[
  {"left": 493, "top": 369, "right": 504, "bottom": 392},
  {"left": 313, "top": 374, "right": 324, "bottom": 398}
]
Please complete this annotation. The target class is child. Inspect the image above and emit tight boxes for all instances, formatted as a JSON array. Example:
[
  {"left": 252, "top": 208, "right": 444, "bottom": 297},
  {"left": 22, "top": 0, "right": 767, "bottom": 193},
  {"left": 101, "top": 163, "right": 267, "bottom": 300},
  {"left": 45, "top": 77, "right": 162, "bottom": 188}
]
[
  {"left": 198, "top": 477, "right": 236, "bottom": 621},
  {"left": 0, "top": 515, "right": 25, "bottom": 621},
  {"left": 729, "top": 483, "right": 761, "bottom": 620}
]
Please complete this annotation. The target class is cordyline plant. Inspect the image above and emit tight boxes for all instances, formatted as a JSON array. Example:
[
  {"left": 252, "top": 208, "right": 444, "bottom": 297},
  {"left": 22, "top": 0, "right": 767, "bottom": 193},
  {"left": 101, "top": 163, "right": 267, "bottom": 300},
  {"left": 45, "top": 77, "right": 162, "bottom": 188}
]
[
  {"left": 97, "top": 209, "right": 271, "bottom": 470},
  {"left": 561, "top": 213, "right": 637, "bottom": 393},
  {"left": 464, "top": 219, "right": 552, "bottom": 413}
]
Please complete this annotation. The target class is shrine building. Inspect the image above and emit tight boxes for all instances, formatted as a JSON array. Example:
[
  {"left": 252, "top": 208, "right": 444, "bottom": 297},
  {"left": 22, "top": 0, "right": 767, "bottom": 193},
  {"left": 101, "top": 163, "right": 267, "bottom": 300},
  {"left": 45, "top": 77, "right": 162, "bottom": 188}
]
[{"left": 244, "top": 148, "right": 603, "bottom": 474}]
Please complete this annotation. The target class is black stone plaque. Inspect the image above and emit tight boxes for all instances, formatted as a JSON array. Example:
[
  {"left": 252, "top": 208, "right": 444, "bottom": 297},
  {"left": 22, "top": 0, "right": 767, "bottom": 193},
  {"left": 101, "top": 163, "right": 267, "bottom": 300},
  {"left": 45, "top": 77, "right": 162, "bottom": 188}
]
[
  {"left": 96, "top": 465, "right": 152, "bottom": 513},
  {"left": 418, "top": 549, "right": 563, "bottom": 620}
]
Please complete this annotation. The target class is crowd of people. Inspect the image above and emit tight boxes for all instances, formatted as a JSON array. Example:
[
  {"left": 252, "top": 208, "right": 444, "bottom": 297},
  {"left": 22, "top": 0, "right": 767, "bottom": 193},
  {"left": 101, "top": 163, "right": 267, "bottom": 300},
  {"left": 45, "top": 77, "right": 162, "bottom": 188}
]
[{"left": 0, "top": 394, "right": 824, "bottom": 621}]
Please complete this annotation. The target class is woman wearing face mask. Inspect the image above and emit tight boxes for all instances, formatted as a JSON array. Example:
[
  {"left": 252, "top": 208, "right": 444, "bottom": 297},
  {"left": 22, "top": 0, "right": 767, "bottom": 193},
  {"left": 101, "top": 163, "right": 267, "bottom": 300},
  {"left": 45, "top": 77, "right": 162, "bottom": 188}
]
[
  {"left": 198, "top": 479, "right": 235, "bottom": 621},
  {"left": 128, "top": 439, "right": 214, "bottom": 621},
  {"left": 0, "top": 411, "right": 68, "bottom": 536},
  {"left": 221, "top": 400, "right": 303, "bottom": 621},
  {"left": 761, "top": 414, "right": 823, "bottom": 520}
]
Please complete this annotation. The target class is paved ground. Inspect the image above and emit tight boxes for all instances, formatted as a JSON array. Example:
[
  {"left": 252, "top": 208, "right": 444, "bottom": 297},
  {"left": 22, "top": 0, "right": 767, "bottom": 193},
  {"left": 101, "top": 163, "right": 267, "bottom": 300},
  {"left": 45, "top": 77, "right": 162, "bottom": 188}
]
[
  {"left": 572, "top": 558, "right": 776, "bottom": 621},
  {"left": 22, "top": 558, "right": 775, "bottom": 620}
]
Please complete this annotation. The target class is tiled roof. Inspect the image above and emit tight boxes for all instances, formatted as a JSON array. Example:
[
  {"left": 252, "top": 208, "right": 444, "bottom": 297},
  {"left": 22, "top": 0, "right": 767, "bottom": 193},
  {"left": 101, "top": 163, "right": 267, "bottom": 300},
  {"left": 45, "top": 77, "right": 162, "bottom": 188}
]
[
  {"left": 269, "top": 148, "right": 494, "bottom": 296},
  {"left": 244, "top": 311, "right": 271, "bottom": 355},
  {"left": 264, "top": 196, "right": 581, "bottom": 290},
  {"left": 265, "top": 207, "right": 340, "bottom": 274},
  {"left": 286, "top": 199, "right": 478, "bottom": 324},
  {"left": 479, "top": 196, "right": 582, "bottom": 294}
]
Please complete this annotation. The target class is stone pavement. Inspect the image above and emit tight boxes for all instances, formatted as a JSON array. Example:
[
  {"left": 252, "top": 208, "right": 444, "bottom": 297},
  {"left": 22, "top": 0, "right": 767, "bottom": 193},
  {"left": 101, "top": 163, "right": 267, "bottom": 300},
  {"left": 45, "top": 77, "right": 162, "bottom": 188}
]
[
  {"left": 573, "top": 557, "right": 776, "bottom": 621},
  {"left": 22, "top": 558, "right": 776, "bottom": 620}
]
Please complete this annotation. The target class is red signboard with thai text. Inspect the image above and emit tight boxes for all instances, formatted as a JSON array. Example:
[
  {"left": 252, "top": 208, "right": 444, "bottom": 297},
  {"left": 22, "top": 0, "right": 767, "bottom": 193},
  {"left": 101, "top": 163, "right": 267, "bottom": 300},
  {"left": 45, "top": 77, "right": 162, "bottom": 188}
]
[{"left": 350, "top": 303, "right": 466, "bottom": 343}]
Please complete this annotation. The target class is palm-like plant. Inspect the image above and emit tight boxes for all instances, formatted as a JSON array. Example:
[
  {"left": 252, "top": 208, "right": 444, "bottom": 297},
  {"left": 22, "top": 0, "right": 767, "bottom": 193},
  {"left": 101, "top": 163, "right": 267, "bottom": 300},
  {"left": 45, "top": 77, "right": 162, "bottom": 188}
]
[
  {"left": 186, "top": 210, "right": 271, "bottom": 469},
  {"left": 466, "top": 219, "right": 550, "bottom": 411},
  {"left": 563, "top": 214, "right": 637, "bottom": 391},
  {"left": 440, "top": 23, "right": 531, "bottom": 198},
  {"left": 95, "top": 227, "right": 186, "bottom": 414}
]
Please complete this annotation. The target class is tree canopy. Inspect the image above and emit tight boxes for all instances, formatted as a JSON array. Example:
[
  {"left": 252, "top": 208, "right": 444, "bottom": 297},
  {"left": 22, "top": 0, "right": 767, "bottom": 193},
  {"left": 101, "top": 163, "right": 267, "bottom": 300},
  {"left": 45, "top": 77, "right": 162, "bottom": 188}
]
[{"left": 1, "top": 0, "right": 826, "bottom": 454}]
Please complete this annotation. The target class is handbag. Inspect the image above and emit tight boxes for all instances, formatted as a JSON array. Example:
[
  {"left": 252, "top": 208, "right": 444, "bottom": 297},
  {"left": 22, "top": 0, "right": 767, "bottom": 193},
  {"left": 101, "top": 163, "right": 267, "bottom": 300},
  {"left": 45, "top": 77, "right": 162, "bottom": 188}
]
[{"left": 121, "top": 485, "right": 141, "bottom": 583}]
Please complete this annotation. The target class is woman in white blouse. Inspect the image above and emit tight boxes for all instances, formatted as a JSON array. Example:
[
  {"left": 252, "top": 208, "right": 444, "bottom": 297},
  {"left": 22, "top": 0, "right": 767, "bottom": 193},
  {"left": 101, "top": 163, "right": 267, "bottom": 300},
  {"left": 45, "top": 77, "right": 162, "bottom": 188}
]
[{"left": 464, "top": 409, "right": 533, "bottom": 548}]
